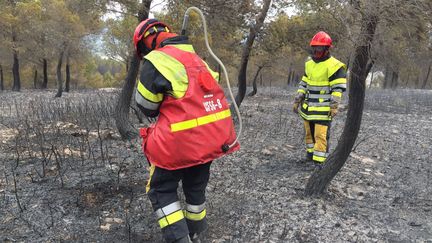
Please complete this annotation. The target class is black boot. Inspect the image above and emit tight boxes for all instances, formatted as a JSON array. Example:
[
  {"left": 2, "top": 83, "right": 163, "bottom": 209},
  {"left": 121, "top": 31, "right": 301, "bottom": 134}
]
[
  {"left": 306, "top": 152, "right": 313, "bottom": 161},
  {"left": 189, "top": 227, "right": 209, "bottom": 243},
  {"left": 300, "top": 153, "right": 313, "bottom": 163},
  {"left": 313, "top": 162, "right": 324, "bottom": 170},
  {"left": 189, "top": 233, "right": 201, "bottom": 243},
  {"left": 174, "top": 235, "right": 192, "bottom": 243}
]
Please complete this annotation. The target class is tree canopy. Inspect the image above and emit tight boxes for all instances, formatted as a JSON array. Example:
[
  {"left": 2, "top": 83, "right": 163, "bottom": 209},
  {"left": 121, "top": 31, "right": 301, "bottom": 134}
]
[{"left": 0, "top": 0, "right": 430, "bottom": 91}]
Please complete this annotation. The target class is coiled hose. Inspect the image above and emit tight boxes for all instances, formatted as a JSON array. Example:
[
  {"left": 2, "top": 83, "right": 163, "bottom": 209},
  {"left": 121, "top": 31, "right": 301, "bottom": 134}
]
[{"left": 181, "top": 7, "right": 242, "bottom": 150}]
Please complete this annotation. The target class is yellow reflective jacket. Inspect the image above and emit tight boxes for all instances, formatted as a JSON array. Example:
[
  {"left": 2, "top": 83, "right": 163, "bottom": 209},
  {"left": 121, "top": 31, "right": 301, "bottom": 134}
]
[{"left": 297, "top": 56, "right": 347, "bottom": 121}]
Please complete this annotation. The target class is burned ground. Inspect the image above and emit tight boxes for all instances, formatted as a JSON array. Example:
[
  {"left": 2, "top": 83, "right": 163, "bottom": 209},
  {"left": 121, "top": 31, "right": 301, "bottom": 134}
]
[{"left": 0, "top": 88, "right": 431, "bottom": 242}]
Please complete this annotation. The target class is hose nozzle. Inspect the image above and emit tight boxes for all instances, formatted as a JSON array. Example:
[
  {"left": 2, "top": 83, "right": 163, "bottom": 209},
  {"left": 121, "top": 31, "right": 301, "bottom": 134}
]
[
  {"left": 181, "top": 14, "right": 189, "bottom": 35},
  {"left": 181, "top": 6, "right": 242, "bottom": 149},
  {"left": 222, "top": 144, "right": 230, "bottom": 153}
]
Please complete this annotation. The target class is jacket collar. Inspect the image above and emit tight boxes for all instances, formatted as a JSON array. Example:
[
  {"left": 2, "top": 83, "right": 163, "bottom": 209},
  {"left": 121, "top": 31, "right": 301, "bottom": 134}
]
[{"left": 160, "top": 36, "right": 189, "bottom": 47}]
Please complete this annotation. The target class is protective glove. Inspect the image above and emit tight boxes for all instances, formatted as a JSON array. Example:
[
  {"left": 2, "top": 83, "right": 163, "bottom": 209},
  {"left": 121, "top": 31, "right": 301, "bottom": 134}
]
[
  {"left": 330, "top": 101, "right": 339, "bottom": 118},
  {"left": 293, "top": 102, "right": 300, "bottom": 114},
  {"left": 330, "top": 107, "right": 338, "bottom": 117},
  {"left": 293, "top": 93, "right": 305, "bottom": 114}
]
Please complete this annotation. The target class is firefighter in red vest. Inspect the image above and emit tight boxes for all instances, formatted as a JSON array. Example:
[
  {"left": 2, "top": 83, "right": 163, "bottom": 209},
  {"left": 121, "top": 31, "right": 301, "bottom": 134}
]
[{"left": 133, "top": 19, "right": 239, "bottom": 243}]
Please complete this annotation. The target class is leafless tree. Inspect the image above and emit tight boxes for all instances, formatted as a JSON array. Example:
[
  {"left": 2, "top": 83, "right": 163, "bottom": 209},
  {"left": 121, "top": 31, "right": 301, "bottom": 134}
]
[
  {"left": 65, "top": 53, "right": 71, "bottom": 92},
  {"left": 115, "top": 0, "right": 152, "bottom": 140},
  {"left": 248, "top": 64, "right": 270, "bottom": 97},
  {"left": 55, "top": 49, "right": 65, "bottom": 98},
  {"left": 235, "top": 0, "right": 272, "bottom": 107},
  {"left": 305, "top": 1, "right": 379, "bottom": 196}
]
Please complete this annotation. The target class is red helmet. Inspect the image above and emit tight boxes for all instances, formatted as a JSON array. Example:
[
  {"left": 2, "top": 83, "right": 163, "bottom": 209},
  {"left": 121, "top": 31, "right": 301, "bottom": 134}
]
[
  {"left": 133, "top": 19, "right": 171, "bottom": 59},
  {"left": 310, "top": 31, "right": 333, "bottom": 47}
]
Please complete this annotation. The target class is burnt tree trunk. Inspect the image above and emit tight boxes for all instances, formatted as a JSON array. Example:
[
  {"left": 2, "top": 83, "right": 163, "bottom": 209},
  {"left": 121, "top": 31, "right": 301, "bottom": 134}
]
[
  {"left": 391, "top": 70, "right": 399, "bottom": 89},
  {"left": 422, "top": 61, "right": 431, "bottom": 89},
  {"left": 286, "top": 71, "right": 291, "bottom": 86},
  {"left": 115, "top": 0, "right": 152, "bottom": 140},
  {"left": 235, "top": 0, "right": 271, "bottom": 107},
  {"left": 248, "top": 65, "right": 264, "bottom": 97},
  {"left": 12, "top": 50, "right": 20, "bottom": 91},
  {"left": 65, "top": 55, "right": 71, "bottom": 92},
  {"left": 0, "top": 64, "right": 4, "bottom": 91},
  {"left": 12, "top": 32, "right": 20, "bottom": 91},
  {"left": 55, "top": 51, "right": 64, "bottom": 98},
  {"left": 42, "top": 58, "right": 48, "bottom": 89},
  {"left": 305, "top": 12, "right": 378, "bottom": 196},
  {"left": 286, "top": 63, "right": 293, "bottom": 86},
  {"left": 34, "top": 69, "right": 38, "bottom": 89}
]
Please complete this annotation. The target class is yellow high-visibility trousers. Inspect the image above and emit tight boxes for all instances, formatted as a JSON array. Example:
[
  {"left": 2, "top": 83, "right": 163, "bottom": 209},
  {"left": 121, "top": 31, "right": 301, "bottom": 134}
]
[{"left": 303, "top": 120, "right": 329, "bottom": 163}]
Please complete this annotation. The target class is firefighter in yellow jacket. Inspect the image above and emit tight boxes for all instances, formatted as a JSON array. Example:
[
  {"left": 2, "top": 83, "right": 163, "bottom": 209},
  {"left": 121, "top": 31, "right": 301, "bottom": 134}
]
[{"left": 293, "top": 31, "right": 347, "bottom": 166}]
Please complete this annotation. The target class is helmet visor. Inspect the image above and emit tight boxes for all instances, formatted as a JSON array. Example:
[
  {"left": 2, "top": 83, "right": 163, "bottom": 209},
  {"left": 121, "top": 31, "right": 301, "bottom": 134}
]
[
  {"left": 311, "top": 46, "right": 328, "bottom": 52},
  {"left": 309, "top": 46, "right": 329, "bottom": 59}
]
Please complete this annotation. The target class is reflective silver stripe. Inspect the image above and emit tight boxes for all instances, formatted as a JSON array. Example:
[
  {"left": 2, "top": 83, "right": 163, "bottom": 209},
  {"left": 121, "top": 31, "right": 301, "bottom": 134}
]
[
  {"left": 136, "top": 92, "right": 160, "bottom": 110},
  {"left": 307, "top": 86, "right": 330, "bottom": 92},
  {"left": 306, "top": 143, "right": 314, "bottom": 149},
  {"left": 186, "top": 203, "right": 206, "bottom": 213},
  {"left": 331, "top": 84, "right": 347, "bottom": 89},
  {"left": 306, "top": 102, "right": 331, "bottom": 107},
  {"left": 331, "top": 89, "right": 344, "bottom": 93},
  {"left": 299, "top": 81, "right": 307, "bottom": 87},
  {"left": 313, "top": 151, "right": 328, "bottom": 157},
  {"left": 308, "top": 94, "right": 331, "bottom": 99},
  {"left": 155, "top": 201, "right": 182, "bottom": 219},
  {"left": 298, "top": 87, "right": 306, "bottom": 91}
]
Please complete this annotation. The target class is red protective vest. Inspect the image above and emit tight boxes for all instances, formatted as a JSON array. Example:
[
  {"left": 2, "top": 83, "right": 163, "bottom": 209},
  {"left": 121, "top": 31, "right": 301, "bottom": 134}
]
[{"left": 140, "top": 45, "right": 240, "bottom": 170}]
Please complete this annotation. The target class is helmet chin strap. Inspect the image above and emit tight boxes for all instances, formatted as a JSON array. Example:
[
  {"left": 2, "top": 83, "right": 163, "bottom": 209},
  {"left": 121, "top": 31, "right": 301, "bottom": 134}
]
[{"left": 151, "top": 31, "right": 162, "bottom": 50}]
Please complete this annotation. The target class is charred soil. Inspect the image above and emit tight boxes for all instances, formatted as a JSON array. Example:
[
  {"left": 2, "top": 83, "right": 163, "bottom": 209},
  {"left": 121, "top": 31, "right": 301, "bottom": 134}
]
[{"left": 0, "top": 88, "right": 431, "bottom": 242}]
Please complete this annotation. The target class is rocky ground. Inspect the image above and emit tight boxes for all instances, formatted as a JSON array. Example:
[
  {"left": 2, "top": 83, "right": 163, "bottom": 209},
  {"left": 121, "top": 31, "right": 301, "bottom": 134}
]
[{"left": 0, "top": 87, "right": 431, "bottom": 242}]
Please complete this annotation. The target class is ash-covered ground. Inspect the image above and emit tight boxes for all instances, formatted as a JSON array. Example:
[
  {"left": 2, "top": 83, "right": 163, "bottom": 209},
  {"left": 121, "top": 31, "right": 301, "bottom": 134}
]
[{"left": 0, "top": 87, "right": 431, "bottom": 242}]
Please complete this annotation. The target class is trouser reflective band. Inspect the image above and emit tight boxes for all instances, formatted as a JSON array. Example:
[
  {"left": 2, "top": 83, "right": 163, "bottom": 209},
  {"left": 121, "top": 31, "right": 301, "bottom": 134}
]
[
  {"left": 155, "top": 201, "right": 184, "bottom": 229},
  {"left": 313, "top": 151, "right": 328, "bottom": 163},
  {"left": 184, "top": 203, "right": 206, "bottom": 221},
  {"left": 306, "top": 143, "right": 314, "bottom": 153}
]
